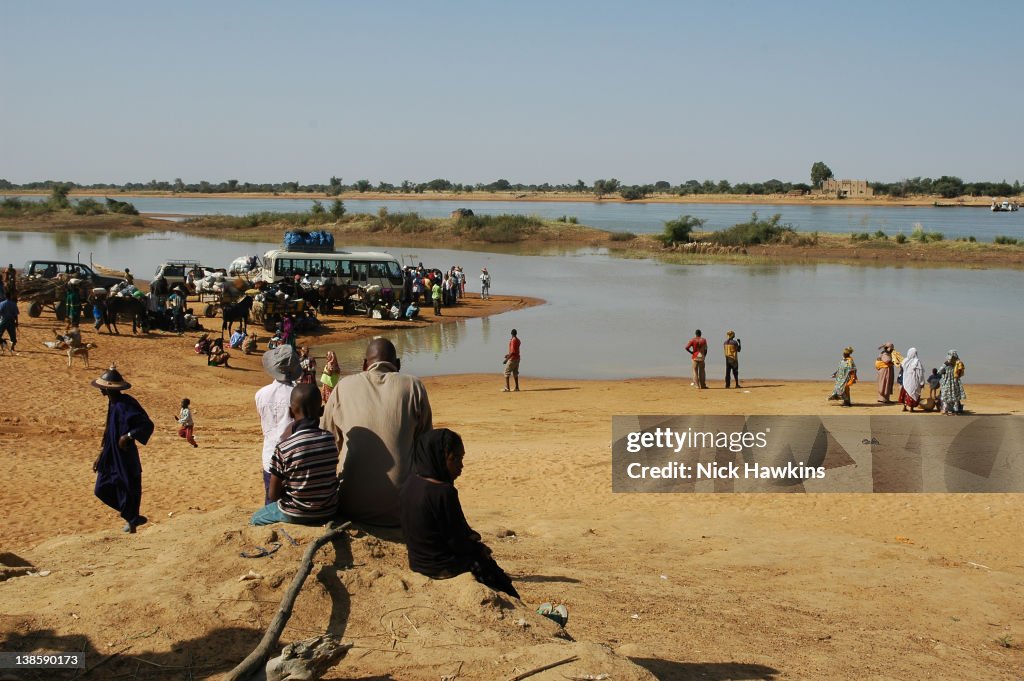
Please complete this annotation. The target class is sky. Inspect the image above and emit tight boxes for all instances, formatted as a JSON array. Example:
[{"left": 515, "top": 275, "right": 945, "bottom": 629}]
[{"left": 2, "top": 0, "right": 1022, "bottom": 186}]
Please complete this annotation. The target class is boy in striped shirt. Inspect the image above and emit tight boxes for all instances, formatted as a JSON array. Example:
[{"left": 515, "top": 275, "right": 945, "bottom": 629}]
[{"left": 251, "top": 384, "right": 340, "bottom": 525}]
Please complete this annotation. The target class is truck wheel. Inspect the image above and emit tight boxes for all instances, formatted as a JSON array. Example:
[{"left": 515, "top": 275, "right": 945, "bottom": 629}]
[
  {"left": 204, "top": 304, "right": 217, "bottom": 318},
  {"left": 28, "top": 301, "right": 43, "bottom": 317},
  {"left": 55, "top": 302, "right": 67, "bottom": 321}
]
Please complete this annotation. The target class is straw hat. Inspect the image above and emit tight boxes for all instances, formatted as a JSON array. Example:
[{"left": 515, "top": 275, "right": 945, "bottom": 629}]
[
  {"left": 91, "top": 364, "right": 131, "bottom": 391},
  {"left": 261, "top": 345, "right": 302, "bottom": 382}
]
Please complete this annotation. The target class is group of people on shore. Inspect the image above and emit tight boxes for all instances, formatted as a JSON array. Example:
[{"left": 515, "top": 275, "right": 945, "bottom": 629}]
[
  {"left": 90, "top": 337, "right": 522, "bottom": 600},
  {"left": 830, "top": 343, "right": 967, "bottom": 414},
  {"left": 684, "top": 329, "right": 742, "bottom": 390}
]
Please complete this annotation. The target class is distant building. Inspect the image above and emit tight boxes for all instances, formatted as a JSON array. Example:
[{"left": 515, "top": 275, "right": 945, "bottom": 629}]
[{"left": 817, "top": 179, "right": 874, "bottom": 198}]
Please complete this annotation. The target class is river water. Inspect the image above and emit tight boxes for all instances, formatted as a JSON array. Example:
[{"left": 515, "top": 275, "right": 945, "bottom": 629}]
[
  {"left": 1, "top": 230, "right": 1020, "bottom": 384},
  {"left": 6, "top": 194, "right": 1024, "bottom": 242}
]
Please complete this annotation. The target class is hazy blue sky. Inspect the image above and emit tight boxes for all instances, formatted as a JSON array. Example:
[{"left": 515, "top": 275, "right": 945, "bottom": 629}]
[{"left": 2, "top": 1, "right": 1021, "bottom": 186}]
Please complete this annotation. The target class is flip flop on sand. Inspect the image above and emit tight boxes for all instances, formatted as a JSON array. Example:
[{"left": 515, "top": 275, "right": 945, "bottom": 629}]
[{"left": 536, "top": 602, "right": 569, "bottom": 627}]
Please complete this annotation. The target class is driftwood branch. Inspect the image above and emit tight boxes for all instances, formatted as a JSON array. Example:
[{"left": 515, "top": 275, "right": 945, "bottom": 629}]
[
  {"left": 508, "top": 655, "right": 579, "bottom": 681},
  {"left": 224, "top": 522, "right": 351, "bottom": 681}
]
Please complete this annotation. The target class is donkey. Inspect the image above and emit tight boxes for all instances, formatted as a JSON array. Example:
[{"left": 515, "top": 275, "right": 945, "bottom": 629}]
[{"left": 222, "top": 295, "right": 254, "bottom": 335}]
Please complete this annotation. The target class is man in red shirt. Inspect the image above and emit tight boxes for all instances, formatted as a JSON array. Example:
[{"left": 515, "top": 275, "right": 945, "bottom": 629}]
[
  {"left": 503, "top": 328, "right": 521, "bottom": 392},
  {"left": 685, "top": 329, "right": 708, "bottom": 390}
]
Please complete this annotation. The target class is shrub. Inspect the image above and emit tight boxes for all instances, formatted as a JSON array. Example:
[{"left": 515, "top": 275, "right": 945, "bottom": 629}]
[
  {"left": 895, "top": 233, "right": 907, "bottom": 244},
  {"left": 556, "top": 215, "right": 579, "bottom": 224},
  {"left": 927, "top": 231, "right": 944, "bottom": 242},
  {"left": 707, "top": 213, "right": 793, "bottom": 246},
  {"left": 453, "top": 214, "right": 544, "bottom": 242},
  {"left": 73, "top": 198, "right": 106, "bottom": 215},
  {"left": 105, "top": 198, "right": 139, "bottom": 215},
  {"left": 657, "top": 214, "right": 705, "bottom": 246},
  {"left": 851, "top": 232, "right": 871, "bottom": 242},
  {"left": 994, "top": 235, "right": 1019, "bottom": 245},
  {"left": 610, "top": 231, "right": 636, "bottom": 241},
  {"left": 329, "top": 199, "right": 345, "bottom": 219},
  {"left": 873, "top": 229, "right": 888, "bottom": 240}
]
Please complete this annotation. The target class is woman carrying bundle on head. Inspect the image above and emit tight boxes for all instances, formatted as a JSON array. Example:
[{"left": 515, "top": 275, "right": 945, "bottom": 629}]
[{"left": 400, "top": 428, "right": 519, "bottom": 599}]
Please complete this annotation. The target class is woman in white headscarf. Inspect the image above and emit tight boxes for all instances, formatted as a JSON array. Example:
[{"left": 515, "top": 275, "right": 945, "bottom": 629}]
[{"left": 898, "top": 347, "right": 924, "bottom": 412}]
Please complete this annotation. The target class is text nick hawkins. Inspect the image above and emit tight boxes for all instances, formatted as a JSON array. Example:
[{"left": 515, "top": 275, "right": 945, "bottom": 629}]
[{"left": 625, "top": 460, "right": 826, "bottom": 480}]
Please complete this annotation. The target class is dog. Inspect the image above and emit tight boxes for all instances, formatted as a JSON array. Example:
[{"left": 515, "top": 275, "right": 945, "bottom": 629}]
[{"left": 67, "top": 342, "right": 96, "bottom": 368}]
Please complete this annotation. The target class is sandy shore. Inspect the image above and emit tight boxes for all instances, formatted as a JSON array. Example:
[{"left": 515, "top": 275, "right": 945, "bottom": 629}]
[{"left": 1, "top": 300, "right": 1022, "bottom": 679}]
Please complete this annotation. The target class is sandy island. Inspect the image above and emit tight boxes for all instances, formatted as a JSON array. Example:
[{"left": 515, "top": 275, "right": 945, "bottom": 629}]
[{"left": 1, "top": 291, "right": 1022, "bottom": 680}]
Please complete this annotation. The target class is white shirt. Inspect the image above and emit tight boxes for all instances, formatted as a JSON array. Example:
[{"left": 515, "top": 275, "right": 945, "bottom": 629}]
[{"left": 255, "top": 380, "right": 294, "bottom": 472}]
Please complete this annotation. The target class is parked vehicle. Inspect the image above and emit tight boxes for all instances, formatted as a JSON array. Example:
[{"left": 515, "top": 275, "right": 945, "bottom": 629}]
[
  {"left": 258, "top": 249, "right": 404, "bottom": 313},
  {"left": 23, "top": 260, "right": 121, "bottom": 289}
]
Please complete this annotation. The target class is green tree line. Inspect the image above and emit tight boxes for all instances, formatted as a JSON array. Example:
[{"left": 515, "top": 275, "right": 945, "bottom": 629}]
[{"left": 1, "top": 174, "right": 1020, "bottom": 200}]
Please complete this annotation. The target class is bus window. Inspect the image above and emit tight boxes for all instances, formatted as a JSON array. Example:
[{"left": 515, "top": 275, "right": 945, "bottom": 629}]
[
  {"left": 385, "top": 261, "right": 404, "bottom": 286},
  {"left": 369, "top": 263, "right": 385, "bottom": 279},
  {"left": 337, "top": 260, "right": 352, "bottom": 278},
  {"left": 305, "top": 259, "right": 322, "bottom": 276},
  {"left": 352, "top": 262, "right": 368, "bottom": 283},
  {"left": 321, "top": 260, "right": 337, "bottom": 276},
  {"left": 274, "top": 258, "right": 292, "bottom": 277}
]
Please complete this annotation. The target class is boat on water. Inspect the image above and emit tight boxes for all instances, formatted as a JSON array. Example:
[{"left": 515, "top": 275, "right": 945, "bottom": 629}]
[{"left": 991, "top": 200, "right": 1020, "bottom": 212}]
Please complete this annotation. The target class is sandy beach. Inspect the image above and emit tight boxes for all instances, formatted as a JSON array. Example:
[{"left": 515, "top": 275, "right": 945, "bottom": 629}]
[{"left": 1, "top": 296, "right": 1022, "bottom": 680}]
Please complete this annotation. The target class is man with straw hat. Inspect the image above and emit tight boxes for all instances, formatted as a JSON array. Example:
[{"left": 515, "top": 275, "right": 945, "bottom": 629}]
[{"left": 91, "top": 364, "right": 154, "bottom": 533}]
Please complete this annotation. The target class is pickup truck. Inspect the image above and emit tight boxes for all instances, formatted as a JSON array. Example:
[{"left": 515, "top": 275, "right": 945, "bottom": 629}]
[{"left": 23, "top": 260, "right": 122, "bottom": 289}]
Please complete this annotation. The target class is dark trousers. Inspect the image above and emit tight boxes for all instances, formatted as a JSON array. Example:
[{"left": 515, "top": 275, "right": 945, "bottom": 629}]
[{"left": 725, "top": 358, "right": 740, "bottom": 387}]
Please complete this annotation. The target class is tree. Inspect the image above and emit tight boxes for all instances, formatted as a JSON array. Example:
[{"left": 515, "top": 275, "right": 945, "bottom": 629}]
[
  {"left": 329, "top": 199, "right": 345, "bottom": 218},
  {"left": 48, "top": 183, "right": 71, "bottom": 209},
  {"left": 593, "top": 178, "right": 620, "bottom": 198},
  {"left": 811, "top": 162, "right": 834, "bottom": 188},
  {"left": 658, "top": 214, "right": 705, "bottom": 246},
  {"left": 354, "top": 179, "right": 371, "bottom": 193}
]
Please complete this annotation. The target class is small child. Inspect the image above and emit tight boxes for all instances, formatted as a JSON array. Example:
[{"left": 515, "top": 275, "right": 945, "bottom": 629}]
[
  {"left": 927, "top": 368, "right": 941, "bottom": 402},
  {"left": 177, "top": 398, "right": 198, "bottom": 447}
]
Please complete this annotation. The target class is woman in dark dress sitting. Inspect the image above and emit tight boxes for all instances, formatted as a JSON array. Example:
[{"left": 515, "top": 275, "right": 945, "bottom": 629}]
[{"left": 400, "top": 429, "right": 519, "bottom": 599}]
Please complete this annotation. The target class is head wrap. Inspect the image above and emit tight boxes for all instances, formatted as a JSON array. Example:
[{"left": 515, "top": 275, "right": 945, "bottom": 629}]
[
  {"left": 412, "top": 429, "right": 464, "bottom": 483},
  {"left": 843, "top": 346, "right": 854, "bottom": 356}
]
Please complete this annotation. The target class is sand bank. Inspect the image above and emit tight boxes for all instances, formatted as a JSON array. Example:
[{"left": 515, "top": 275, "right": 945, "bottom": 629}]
[{"left": 1, "top": 300, "right": 1021, "bottom": 679}]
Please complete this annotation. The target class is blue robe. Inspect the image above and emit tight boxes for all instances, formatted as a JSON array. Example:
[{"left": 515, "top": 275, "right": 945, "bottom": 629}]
[{"left": 94, "top": 393, "right": 154, "bottom": 523}]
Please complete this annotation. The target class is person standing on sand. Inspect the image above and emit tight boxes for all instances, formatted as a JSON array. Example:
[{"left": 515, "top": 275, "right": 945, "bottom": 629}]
[
  {"left": 255, "top": 345, "right": 302, "bottom": 504},
  {"left": 177, "top": 397, "right": 198, "bottom": 447},
  {"left": 0, "top": 295, "right": 18, "bottom": 355},
  {"left": 938, "top": 350, "right": 967, "bottom": 415},
  {"left": 685, "top": 329, "right": 708, "bottom": 390},
  {"left": 91, "top": 365, "right": 154, "bottom": 533},
  {"left": 898, "top": 347, "right": 924, "bottom": 412},
  {"left": 503, "top": 329, "right": 521, "bottom": 392},
  {"left": 431, "top": 280, "right": 442, "bottom": 316},
  {"left": 829, "top": 346, "right": 857, "bottom": 407},
  {"left": 723, "top": 330, "right": 742, "bottom": 389},
  {"left": 321, "top": 338, "right": 433, "bottom": 527},
  {"left": 875, "top": 342, "right": 896, "bottom": 403},
  {"left": 480, "top": 267, "right": 491, "bottom": 299}
]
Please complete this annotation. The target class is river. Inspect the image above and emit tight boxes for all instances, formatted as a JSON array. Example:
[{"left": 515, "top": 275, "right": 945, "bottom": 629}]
[
  {"left": 5, "top": 194, "right": 1024, "bottom": 242},
  {"left": 1, "top": 230, "right": 1020, "bottom": 384}
]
